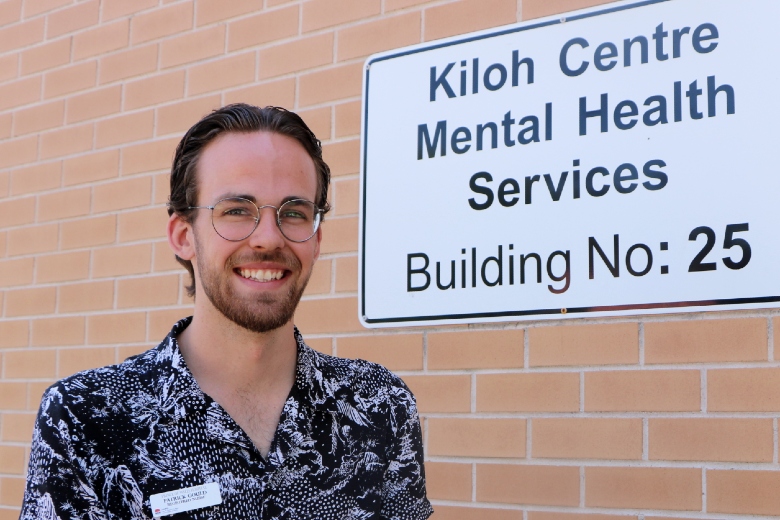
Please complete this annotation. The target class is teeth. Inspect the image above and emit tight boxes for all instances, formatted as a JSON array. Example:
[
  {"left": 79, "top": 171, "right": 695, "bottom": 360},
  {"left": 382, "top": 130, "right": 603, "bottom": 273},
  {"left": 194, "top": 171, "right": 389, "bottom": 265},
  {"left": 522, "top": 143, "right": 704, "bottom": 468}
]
[{"left": 238, "top": 268, "right": 284, "bottom": 282}]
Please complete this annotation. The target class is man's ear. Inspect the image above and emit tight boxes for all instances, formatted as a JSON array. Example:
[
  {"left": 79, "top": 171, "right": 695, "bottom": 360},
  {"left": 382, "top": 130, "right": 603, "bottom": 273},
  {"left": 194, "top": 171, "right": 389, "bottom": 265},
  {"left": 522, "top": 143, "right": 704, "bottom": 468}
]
[{"left": 167, "top": 213, "right": 195, "bottom": 261}]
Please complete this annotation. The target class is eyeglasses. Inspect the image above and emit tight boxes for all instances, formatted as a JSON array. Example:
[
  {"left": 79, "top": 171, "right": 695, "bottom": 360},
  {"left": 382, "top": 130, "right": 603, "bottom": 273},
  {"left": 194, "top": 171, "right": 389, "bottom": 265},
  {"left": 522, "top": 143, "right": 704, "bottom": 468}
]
[{"left": 188, "top": 197, "right": 323, "bottom": 243}]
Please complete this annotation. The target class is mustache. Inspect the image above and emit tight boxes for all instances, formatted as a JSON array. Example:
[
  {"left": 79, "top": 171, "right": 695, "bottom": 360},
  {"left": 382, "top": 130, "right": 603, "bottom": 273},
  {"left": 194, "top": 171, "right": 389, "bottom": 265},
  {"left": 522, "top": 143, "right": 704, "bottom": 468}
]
[{"left": 226, "top": 251, "right": 301, "bottom": 271}]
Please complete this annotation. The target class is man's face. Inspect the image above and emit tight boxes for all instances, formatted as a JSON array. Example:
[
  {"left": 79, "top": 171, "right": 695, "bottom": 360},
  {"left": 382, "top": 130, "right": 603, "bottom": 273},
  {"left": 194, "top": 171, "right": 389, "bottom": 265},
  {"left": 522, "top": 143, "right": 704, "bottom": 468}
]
[{"left": 189, "top": 131, "right": 321, "bottom": 333}]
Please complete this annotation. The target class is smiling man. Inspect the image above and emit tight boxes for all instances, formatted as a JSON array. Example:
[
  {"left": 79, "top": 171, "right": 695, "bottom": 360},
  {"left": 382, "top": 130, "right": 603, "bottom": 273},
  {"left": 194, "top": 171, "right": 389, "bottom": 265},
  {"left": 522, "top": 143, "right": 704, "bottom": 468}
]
[{"left": 20, "top": 105, "right": 432, "bottom": 520}]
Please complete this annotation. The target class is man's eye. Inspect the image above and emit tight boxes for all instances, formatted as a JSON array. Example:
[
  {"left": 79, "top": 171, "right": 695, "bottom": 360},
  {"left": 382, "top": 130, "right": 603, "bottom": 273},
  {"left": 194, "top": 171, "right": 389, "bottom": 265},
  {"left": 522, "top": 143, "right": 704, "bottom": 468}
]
[
  {"left": 224, "top": 208, "right": 253, "bottom": 216},
  {"left": 281, "top": 211, "right": 307, "bottom": 220}
]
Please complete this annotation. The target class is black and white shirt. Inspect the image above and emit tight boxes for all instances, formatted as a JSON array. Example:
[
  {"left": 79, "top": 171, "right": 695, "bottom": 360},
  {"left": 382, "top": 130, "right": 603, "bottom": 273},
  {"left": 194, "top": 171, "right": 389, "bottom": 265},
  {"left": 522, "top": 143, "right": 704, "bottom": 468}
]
[{"left": 20, "top": 318, "right": 432, "bottom": 519}]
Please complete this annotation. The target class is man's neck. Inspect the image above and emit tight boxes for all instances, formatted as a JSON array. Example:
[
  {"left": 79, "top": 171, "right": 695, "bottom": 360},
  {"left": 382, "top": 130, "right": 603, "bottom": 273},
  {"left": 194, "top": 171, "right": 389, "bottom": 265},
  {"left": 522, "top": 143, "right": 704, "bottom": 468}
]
[{"left": 176, "top": 303, "right": 299, "bottom": 407}]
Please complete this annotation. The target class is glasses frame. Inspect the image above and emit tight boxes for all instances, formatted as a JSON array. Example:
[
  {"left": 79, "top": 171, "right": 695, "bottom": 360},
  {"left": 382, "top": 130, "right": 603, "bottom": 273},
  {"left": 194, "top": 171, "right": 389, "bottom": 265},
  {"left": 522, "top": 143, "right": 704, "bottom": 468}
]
[{"left": 188, "top": 197, "right": 324, "bottom": 243}]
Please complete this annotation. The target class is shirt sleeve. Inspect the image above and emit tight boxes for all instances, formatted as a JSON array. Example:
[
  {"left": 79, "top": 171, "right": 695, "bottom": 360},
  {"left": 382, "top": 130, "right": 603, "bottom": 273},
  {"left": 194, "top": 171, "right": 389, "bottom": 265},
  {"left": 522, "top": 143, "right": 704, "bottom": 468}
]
[
  {"left": 380, "top": 383, "right": 433, "bottom": 520},
  {"left": 19, "top": 385, "right": 109, "bottom": 520}
]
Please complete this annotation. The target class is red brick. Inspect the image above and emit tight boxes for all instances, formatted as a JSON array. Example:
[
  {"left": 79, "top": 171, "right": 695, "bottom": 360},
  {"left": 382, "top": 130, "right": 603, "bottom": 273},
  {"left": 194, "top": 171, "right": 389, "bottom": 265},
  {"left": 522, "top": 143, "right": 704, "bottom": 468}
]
[
  {"left": 58, "top": 346, "right": 116, "bottom": 377},
  {"left": 118, "top": 207, "right": 167, "bottom": 242},
  {"left": 708, "top": 470, "right": 780, "bottom": 516},
  {"left": 425, "top": 462, "right": 471, "bottom": 502},
  {"left": 23, "top": 0, "right": 70, "bottom": 17},
  {"left": 99, "top": 44, "right": 157, "bottom": 84},
  {"left": 0, "top": 53, "right": 18, "bottom": 83},
  {"left": 0, "top": 196, "right": 35, "bottom": 227},
  {"left": 39, "top": 123, "right": 93, "bottom": 160},
  {"left": 13, "top": 100, "right": 64, "bottom": 136},
  {"left": 10, "top": 162, "right": 61, "bottom": 195},
  {"left": 227, "top": 6, "right": 298, "bottom": 52},
  {"left": 37, "top": 187, "right": 90, "bottom": 221},
  {"left": 708, "top": 368, "right": 780, "bottom": 411},
  {"left": 87, "top": 312, "right": 146, "bottom": 344},
  {"left": 95, "top": 110, "right": 154, "bottom": 148},
  {"left": 20, "top": 38, "right": 70, "bottom": 75},
  {"left": 122, "top": 137, "right": 178, "bottom": 176},
  {"left": 335, "top": 100, "right": 361, "bottom": 138},
  {"left": 336, "top": 334, "right": 422, "bottom": 370},
  {"left": 131, "top": 2, "right": 193, "bottom": 44},
  {"left": 649, "top": 418, "right": 773, "bottom": 462},
  {"left": 338, "top": 12, "right": 420, "bottom": 61},
  {"left": 60, "top": 215, "right": 116, "bottom": 250},
  {"left": 0, "top": 0, "right": 21, "bottom": 27},
  {"left": 223, "top": 79, "right": 295, "bottom": 109},
  {"left": 477, "top": 372, "right": 579, "bottom": 412},
  {"left": 36, "top": 250, "right": 90, "bottom": 283},
  {"left": 0, "top": 135, "right": 38, "bottom": 168},
  {"left": 125, "top": 71, "right": 185, "bottom": 110},
  {"left": 5, "top": 287, "right": 56, "bottom": 317},
  {"left": 0, "top": 320, "right": 29, "bottom": 348},
  {"left": 0, "top": 258, "right": 33, "bottom": 287},
  {"left": 31, "top": 316, "right": 85, "bottom": 346},
  {"left": 62, "top": 149, "right": 119, "bottom": 186},
  {"left": 322, "top": 139, "right": 359, "bottom": 176},
  {"left": 156, "top": 96, "right": 221, "bottom": 136},
  {"left": 188, "top": 52, "right": 255, "bottom": 95},
  {"left": 66, "top": 85, "right": 121, "bottom": 123},
  {"left": 72, "top": 19, "right": 129, "bottom": 60},
  {"left": 428, "top": 418, "right": 525, "bottom": 458},
  {"left": 44, "top": 61, "right": 97, "bottom": 98},
  {"left": 319, "top": 217, "right": 357, "bottom": 254},
  {"left": 424, "top": 0, "right": 517, "bottom": 42},
  {"left": 302, "top": 0, "right": 379, "bottom": 32},
  {"left": 334, "top": 256, "right": 357, "bottom": 292},
  {"left": 46, "top": 0, "right": 99, "bottom": 38},
  {"left": 259, "top": 33, "right": 333, "bottom": 79},
  {"left": 533, "top": 418, "right": 642, "bottom": 460},
  {"left": 429, "top": 329, "right": 523, "bottom": 369},
  {"left": 431, "top": 507, "right": 523, "bottom": 520},
  {"left": 7, "top": 223, "right": 57, "bottom": 256},
  {"left": 195, "top": 0, "right": 264, "bottom": 26},
  {"left": 403, "top": 375, "right": 470, "bottom": 413},
  {"left": 585, "top": 370, "right": 701, "bottom": 412},
  {"left": 117, "top": 275, "right": 180, "bottom": 308},
  {"left": 0, "top": 76, "right": 41, "bottom": 111},
  {"left": 58, "top": 281, "right": 114, "bottom": 313},
  {"left": 0, "top": 18, "right": 44, "bottom": 54},
  {"left": 522, "top": 0, "right": 616, "bottom": 21},
  {"left": 160, "top": 25, "right": 225, "bottom": 68},
  {"left": 585, "top": 467, "right": 701, "bottom": 510},
  {"left": 477, "top": 464, "right": 579, "bottom": 506},
  {"left": 299, "top": 63, "right": 362, "bottom": 107},
  {"left": 530, "top": 322, "right": 638, "bottom": 366},
  {"left": 93, "top": 176, "right": 152, "bottom": 213},
  {"left": 101, "top": 0, "right": 157, "bottom": 22},
  {"left": 295, "top": 297, "right": 363, "bottom": 333},
  {"left": 645, "top": 318, "right": 767, "bottom": 364}
]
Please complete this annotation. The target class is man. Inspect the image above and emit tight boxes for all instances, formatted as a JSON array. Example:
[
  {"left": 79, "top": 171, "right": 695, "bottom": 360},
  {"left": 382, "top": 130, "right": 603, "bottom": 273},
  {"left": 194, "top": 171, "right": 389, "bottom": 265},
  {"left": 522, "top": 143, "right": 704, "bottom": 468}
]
[{"left": 20, "top": 104, "right": 432, "bottom": 519}]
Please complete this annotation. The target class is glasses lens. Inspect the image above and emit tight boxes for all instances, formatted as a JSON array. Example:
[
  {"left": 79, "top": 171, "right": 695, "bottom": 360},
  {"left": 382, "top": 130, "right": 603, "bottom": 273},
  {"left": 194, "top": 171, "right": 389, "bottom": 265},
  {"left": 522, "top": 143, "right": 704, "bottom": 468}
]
[
  {"left": 278, "top": 200, "right": 320, "bottom": 242},
  {"left": 212, "top": 198, "right": 258, "bottom": 240}
]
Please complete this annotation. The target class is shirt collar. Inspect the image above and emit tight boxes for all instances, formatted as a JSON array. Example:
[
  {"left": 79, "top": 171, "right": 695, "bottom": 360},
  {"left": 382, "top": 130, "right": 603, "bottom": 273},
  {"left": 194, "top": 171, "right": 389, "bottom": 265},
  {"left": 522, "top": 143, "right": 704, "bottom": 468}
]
[{"left": 148, "top": 317, "right": 342, "bottom": 461}]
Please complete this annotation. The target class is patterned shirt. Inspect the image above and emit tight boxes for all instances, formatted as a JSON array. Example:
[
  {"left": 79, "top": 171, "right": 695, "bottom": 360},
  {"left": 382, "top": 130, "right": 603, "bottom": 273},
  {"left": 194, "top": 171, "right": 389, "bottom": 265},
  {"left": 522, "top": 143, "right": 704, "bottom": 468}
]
[{"left": 20, "top": 318, "right": 432, "bottom": 520}]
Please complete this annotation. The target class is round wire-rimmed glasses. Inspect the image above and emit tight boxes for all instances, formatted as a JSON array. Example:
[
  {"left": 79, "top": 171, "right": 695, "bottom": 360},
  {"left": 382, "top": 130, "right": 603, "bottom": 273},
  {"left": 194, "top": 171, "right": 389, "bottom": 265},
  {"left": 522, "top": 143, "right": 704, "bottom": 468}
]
[{"left": 188, "top": 197, "right": 323, "bottom": 243}]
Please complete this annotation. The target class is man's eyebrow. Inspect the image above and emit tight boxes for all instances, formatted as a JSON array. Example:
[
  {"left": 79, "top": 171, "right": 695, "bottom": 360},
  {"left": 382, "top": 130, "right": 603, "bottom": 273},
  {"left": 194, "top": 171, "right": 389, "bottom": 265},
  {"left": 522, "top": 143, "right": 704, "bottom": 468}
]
[{"left": 214, "top": 194, "right": 314, "bottom": 204}]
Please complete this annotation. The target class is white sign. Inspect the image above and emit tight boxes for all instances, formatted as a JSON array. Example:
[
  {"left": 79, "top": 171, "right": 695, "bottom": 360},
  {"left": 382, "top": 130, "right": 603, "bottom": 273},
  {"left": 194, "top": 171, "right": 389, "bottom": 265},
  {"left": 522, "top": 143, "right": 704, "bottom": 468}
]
[
  {"left": 150, "top": 483, "right": 222, "bottom": 517},
  {"left": 359, "top": 0, "right": 780, "bottom": 327}
]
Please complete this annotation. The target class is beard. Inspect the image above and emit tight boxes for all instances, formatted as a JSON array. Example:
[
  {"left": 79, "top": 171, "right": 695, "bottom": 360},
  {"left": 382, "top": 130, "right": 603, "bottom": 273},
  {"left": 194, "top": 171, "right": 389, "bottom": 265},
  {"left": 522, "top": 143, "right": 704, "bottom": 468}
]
[{"left": 195, "top": 241, "right": 311, "bottom": 334}]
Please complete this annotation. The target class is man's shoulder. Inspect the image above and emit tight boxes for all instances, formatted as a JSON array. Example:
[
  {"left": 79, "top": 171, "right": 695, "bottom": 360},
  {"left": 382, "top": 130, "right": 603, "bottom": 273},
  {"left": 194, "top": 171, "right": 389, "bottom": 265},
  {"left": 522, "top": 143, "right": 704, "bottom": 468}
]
[
  {"left": 304, "top": 343, "right": 416, "bottom": 406},
  {"left": 41, "top": 341, "right": 168, "bottom": 411}
]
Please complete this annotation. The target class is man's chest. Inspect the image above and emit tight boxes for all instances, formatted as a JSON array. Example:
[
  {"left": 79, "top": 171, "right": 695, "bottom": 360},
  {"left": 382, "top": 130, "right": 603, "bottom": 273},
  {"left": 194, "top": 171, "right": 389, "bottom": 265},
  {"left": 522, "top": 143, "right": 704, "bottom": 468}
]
[{"left": 90, "top": 405, "right": 389, "bottom": 519}]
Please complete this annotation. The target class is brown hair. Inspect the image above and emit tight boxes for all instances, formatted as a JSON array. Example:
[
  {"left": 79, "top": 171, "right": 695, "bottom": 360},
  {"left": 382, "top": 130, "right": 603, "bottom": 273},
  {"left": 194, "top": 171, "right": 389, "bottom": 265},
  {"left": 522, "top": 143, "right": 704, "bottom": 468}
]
[{"left": 167, "top": 103, "right": 331, "bottom": 297}]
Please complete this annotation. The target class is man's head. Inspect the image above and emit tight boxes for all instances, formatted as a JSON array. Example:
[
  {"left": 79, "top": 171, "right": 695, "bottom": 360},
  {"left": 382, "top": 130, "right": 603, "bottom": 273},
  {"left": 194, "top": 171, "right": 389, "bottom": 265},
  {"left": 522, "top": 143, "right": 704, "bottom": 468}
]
[{"left": 167, "top": 104, "right": 331, "bottom": 297}]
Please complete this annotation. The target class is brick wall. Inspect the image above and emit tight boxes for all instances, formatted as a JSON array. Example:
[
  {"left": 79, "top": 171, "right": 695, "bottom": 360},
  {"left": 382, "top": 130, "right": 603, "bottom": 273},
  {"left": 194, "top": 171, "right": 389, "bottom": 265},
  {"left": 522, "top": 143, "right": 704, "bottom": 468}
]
[{"left": 1, "top": 0, "right": 776, "bottom": 518}]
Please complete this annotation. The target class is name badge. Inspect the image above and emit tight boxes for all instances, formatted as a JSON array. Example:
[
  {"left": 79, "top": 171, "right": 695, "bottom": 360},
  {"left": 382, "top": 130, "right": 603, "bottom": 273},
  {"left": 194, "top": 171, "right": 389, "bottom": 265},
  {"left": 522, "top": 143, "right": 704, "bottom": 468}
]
[{"left": 150, "top": 482, "right": 222, "bottom": 518}]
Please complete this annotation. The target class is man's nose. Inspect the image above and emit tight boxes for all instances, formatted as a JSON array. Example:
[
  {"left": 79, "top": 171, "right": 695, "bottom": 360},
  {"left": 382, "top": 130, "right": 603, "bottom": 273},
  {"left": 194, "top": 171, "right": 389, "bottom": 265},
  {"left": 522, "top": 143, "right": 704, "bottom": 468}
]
[{"left": 247, "top": 206, "right": 285, "bottom": 250}]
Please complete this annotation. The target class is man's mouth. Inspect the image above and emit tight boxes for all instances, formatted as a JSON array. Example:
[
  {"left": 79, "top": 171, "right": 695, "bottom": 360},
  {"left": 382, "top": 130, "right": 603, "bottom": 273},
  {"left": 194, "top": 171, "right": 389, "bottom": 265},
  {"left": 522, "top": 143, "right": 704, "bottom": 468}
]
[{"left": 237, "top": 268, "right": 286, "bottom": 282}]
